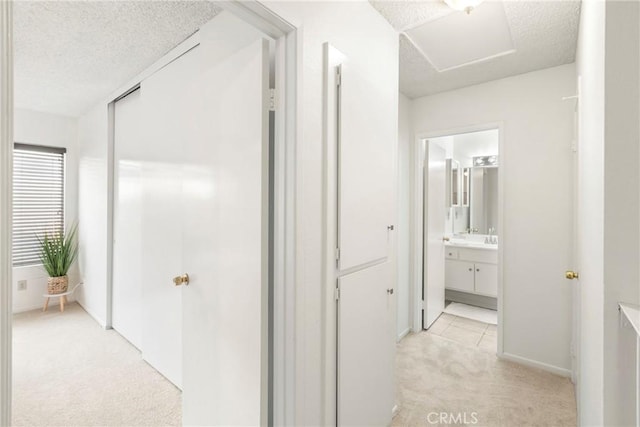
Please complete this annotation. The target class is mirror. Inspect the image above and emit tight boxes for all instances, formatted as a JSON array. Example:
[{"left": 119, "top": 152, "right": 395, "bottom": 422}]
[
  {"left": 451, "top": 161, "right": 459, "bottom": 206},
  {"left": 446, "top": 159, "right": 460, "bottom": 207},
  {"left": 462, "top": 167, "right": 470, "bottom": 207},
  {"left": 470, "top": 166, "right": 498, "bottom": 234},
  {"left": 433, "top": 128, "right": 499, "bottom": 236}
]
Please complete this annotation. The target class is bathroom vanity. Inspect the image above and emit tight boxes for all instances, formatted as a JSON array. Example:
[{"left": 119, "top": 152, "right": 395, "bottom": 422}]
[{"left": 445, "top": 241, "right": 497, "bottom": 297}]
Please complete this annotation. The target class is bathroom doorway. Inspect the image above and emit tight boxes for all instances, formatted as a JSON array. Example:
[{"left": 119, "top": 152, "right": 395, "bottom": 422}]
[{"left": 416, "top": 126, "right": 502, "bottom": 353}]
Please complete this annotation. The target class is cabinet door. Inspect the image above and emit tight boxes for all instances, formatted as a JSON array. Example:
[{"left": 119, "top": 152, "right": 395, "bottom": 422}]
[
  {"left": 338, "top": 262, "right": 394, "bottom": 427},
  {"left": 338, "top": 63, "right": 395, "bottom": 271},
  {"left": 474, "top": 262, "right": 498, "bottom": 297},
  {"left": 445, "top": 260, "right": 475, "bottom": 292}
]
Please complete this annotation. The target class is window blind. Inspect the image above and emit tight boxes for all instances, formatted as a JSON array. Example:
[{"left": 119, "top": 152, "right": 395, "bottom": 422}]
[{"left": 12, "top": 143, "right": 66, "bottom": 267}]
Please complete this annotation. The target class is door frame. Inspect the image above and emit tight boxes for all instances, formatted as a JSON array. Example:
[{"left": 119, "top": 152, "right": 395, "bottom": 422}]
[
  {"left": 0, "top": 2, "right": 298, "bottom": 426},
  {"left": 0, "top": 1, "right": 13, "bottom": 422},
  {"left": 410, "top": 123, "right": 505, "bottom": 356}
]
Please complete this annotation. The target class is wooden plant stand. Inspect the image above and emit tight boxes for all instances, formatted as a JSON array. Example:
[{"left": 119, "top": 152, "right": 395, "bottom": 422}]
[{"left": 42, "top": 282, "right": 83, "bottom": 313}]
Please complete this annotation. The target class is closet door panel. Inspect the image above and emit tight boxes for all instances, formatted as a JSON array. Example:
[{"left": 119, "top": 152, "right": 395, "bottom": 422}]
[
  {"left": 112, "top": 88, "right": 143, "bottom": 349},
  {"left": 137, "top": 46, "right": 202, "bottom": 389},
  {"left": 338, "top": 64, "right": 395, "bottom": 271},
  {"left": 338, "top": 262, "right": 395, "bottom": 426},
  {"left": 181, "top": 18, "right": 269, "bottom": 426}
]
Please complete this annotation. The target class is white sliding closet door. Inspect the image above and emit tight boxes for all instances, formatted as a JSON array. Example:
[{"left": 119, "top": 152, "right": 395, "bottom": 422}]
[
  {"left": 181, "top": 14, "right": 270, "bottom": 426},
  {"left": 111, "top": 12, "right": 271, "bottom": 422},
  {"left": 112, "top": 88, "right": 143, "bottom": 349},
  {"left": 137, "top": 44, "right": 201, "bottom": 389}
]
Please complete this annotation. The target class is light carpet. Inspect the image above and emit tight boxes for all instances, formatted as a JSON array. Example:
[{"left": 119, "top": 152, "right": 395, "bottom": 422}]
[
  {"left": 12, "top": 303, "right": 181, "bottom": 427},
  {"left": 394, "top": 331, "right": 577, "bottom": 427},
  {"left": 444, "top": 302, "right": 498, "bottom": 325}
]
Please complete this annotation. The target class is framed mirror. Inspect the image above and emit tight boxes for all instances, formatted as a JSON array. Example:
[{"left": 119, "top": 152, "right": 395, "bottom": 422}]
[{"left": 470, "top": 166, "right": 498, "bottom": 234}]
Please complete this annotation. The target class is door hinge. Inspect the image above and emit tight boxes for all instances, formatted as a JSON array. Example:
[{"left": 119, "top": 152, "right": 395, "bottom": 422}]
[
  {"left": 335, "top": 247, "right": 341, "bottom": 261},
  {"left": 269, "top": 88, "right": 276, "bottom": 111},
  {"left": 336, "top": 68, "right": 341, "bottom": 87},
  {"left": 335, "top": 287, "right": 340, "bottom": 301}
]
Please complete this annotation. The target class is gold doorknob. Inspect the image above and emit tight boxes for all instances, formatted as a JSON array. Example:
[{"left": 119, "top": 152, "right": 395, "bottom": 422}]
[
  {"left": 565, "top": 271, "right": 579, "bottom": 280},
  {"left": 173, "top": 274, "right": 189, "bottom": 286},
  {"left": 443, "top": 237, "right": 450, "bottom": 242}
]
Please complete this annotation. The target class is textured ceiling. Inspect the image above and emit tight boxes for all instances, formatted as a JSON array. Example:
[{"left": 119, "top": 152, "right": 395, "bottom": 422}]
[
  {"left": 370, "top": 0, "right": 581, "bottom": 99},
  {"left": 14, "top": 1, "right": 222, "bottom": 117}
]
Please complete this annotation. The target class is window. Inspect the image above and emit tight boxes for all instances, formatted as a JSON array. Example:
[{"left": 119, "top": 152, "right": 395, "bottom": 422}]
[{"left": 12, "top": 143, "right": 66, "bottom": 267}]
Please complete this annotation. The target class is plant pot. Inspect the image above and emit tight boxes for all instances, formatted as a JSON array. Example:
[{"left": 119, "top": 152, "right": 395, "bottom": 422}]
[{"left": 47, "top": 275, "right": 68, "bottom": 295}]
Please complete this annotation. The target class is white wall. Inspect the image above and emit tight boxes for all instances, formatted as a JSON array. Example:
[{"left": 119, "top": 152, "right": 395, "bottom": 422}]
[
  {"left": 260, "top": 2, "right": 399, "bottom": 424},
  {"left": 601, "top": 2, "right": 640, "bottom": 425},
  {"left": 76, "top": 104, "right": 109, "bottom": 326},
  {"left": 411, "top": 64, "right": 576, "bottom": 374},
  {"left": 13, "top": 109, "right": 80, "bottom": 313},
  {"left": 576, "top": 2, "right": 640, "bottom": 424},
  {"left": 397, "top": 93, "right": 412, "bottom": 340}
]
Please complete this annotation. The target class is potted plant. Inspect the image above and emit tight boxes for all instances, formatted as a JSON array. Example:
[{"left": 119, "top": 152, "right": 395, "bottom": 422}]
[{"left": 37, "top": 223, "right": 79, "bottom": 295}]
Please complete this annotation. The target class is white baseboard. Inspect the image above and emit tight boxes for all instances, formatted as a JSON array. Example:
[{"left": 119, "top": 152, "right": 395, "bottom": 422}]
[
  {"left": 500, "top": 352, "right": 572, "bottom": 378},
  {"left": 13, "top": 295, "right": 76, "bottom": 314},
  {"left": 75, "top": 300, "right": 107, "bottom": 329},
  {"left": 397, "top": 327, "right": 411, "bottom": 342}
]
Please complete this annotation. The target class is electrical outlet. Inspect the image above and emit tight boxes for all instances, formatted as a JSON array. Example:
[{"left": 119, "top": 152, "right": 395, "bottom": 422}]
[{"left": 17, "top": 280, "right": 27, "bottom": 291}]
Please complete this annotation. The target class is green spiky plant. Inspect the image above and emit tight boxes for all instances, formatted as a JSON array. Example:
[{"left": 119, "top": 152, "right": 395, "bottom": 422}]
[{"left": 37, "top": 223, "right": 79, "bottom": 278}]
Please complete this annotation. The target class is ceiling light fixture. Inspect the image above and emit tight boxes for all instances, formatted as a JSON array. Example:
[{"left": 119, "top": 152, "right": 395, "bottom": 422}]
[{"left": 444, "top": 0, "right": 484, "bottom": 14}]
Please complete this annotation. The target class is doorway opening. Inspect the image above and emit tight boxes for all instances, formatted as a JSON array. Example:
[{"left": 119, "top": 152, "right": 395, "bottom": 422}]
[{"left": 419, "top": 127, "right": 502, "bottom": 353}]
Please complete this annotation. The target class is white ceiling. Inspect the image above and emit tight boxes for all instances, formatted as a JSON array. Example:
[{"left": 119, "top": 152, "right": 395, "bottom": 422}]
[
  {"left": 14, "top": 1, "right": 221, "bottom": 117},
  {"left": 370, "top": 0, "right": 581, "bottom": 99}
]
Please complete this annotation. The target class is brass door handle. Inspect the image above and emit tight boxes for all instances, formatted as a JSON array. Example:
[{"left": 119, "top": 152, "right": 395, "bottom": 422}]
[
  {"left": 173, "top": 274, "right": 189, "bottom": 286},
  {"left": 565, "top": 271, "right": 579, "bottom": 280},
  {"left": 443, "top": 237, "right": 450, "bottom": 242}
]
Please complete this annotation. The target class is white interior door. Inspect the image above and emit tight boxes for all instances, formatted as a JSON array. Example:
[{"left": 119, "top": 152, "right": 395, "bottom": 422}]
[
  {"left": 423, "top": 142, "right": 446, "bottom": 328},
  {"left": 180, "top": 13, "right": 270, "bottom": 426},
  {"left": 338, "top": 262, "right": 394, "bottom": 427},
  {"left": 112, "top": 88, "right": 143, "bottom": 350}
]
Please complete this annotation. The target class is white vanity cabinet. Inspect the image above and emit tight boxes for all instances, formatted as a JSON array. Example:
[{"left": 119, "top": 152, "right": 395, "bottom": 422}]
[
  {"left": 445, "top": 245, "right": 498, "bottom": 297},
  {"left": 473, "top": 263, "right": 498, "bottom": 296},
  {"left": 445, "top": 260, "right": 475, "bottom": 293}
]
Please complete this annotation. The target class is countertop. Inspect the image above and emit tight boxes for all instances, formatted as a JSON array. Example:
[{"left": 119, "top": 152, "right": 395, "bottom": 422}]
[{"left": 445, "top": 241, "right": 498, "bottom": 251}]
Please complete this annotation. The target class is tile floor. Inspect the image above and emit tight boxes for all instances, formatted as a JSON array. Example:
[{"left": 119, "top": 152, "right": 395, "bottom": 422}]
[{"left": 427, "top": 312, "right": 497, "bottom": 352}]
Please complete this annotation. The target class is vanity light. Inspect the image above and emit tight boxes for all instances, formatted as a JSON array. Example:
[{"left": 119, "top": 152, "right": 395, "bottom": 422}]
[
  {"left": 473, "top": 155, "right": 498, "bottom": 167},
  {"left": 444, "top": 0, "right": 484, "bottom": 14}
]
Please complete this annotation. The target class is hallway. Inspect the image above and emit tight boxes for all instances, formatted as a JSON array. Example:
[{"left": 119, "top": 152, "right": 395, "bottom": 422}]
[{"left": 394, "top": 321, "right": 576, "bottom": 426}]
